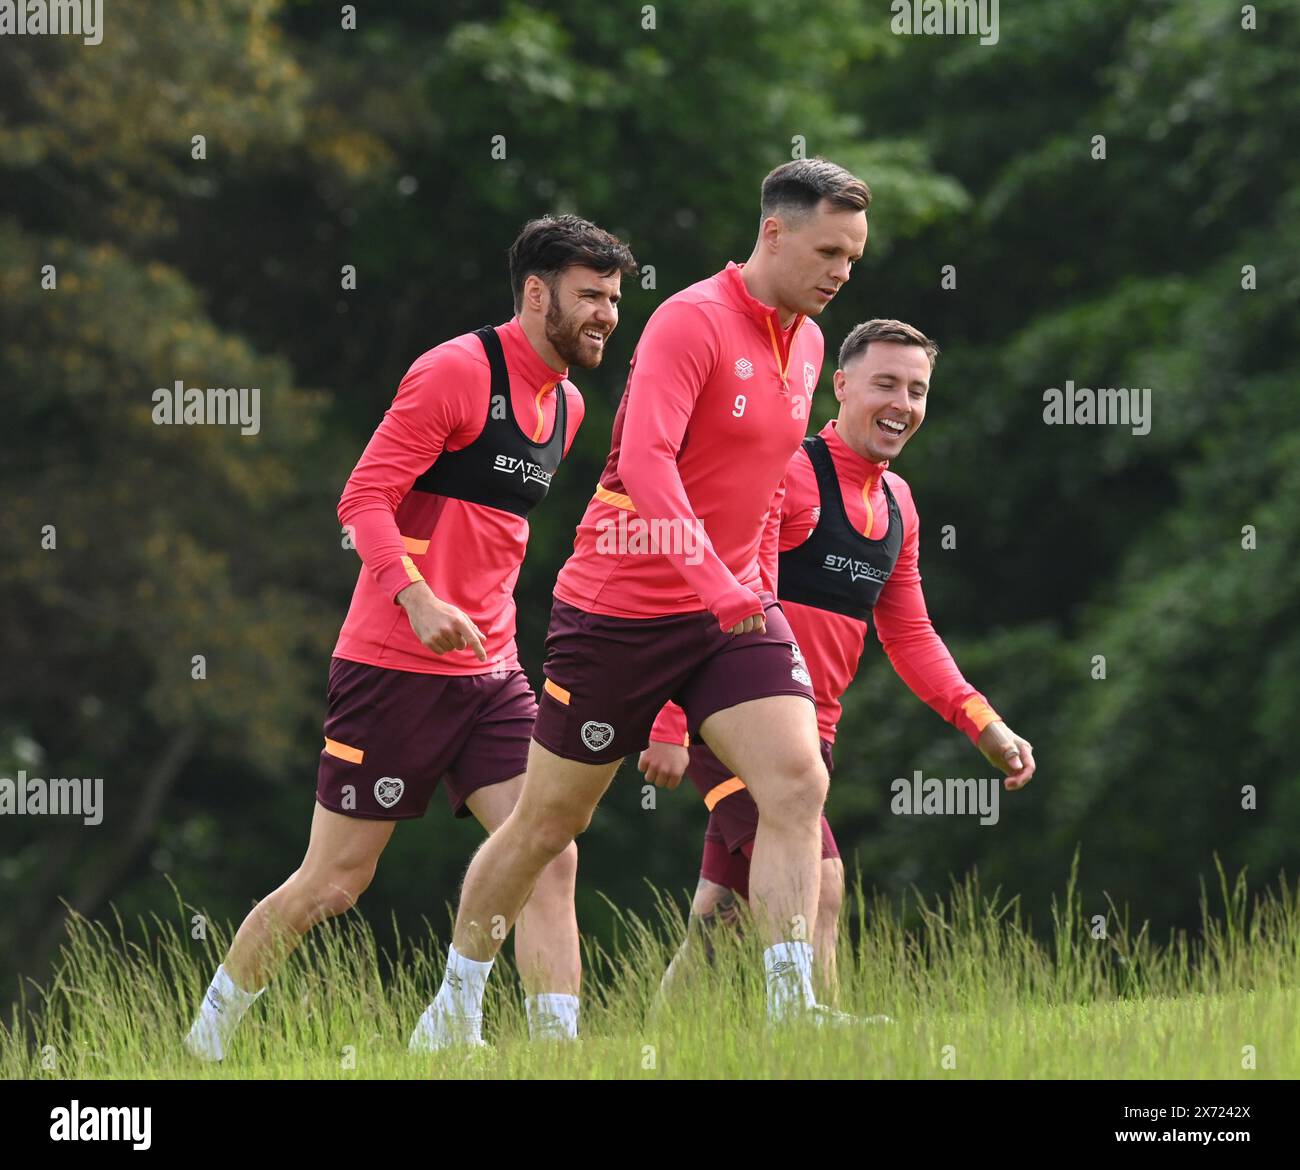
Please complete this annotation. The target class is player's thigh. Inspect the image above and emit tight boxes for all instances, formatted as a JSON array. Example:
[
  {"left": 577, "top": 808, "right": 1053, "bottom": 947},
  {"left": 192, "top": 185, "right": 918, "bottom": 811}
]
[
  {"left": 444, "top": 670, "right": 536, "bottom": 828},
  {"left": 463, "top": 773, "right": 524, "bottom": 833},
  {"left": 533, "top": 598, "right": 710, "bottom": 764},
  {"left": 299, "top": 801, "right": 396, "bottom": 879},
  {"left": 697, "top": 694, "right": 825, "bottom": 811},
  {"left": 317, "top": 658, "right": 475, "bottom": 820},
  {"left": 510, "top": 739, "right": 621, "bottom": 841}
]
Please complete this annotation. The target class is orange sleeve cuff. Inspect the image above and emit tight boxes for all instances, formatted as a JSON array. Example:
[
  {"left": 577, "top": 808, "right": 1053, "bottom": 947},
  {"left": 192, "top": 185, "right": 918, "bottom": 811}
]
[{"left": 961, "top": 695, "right": 1001, "bottom": 735}]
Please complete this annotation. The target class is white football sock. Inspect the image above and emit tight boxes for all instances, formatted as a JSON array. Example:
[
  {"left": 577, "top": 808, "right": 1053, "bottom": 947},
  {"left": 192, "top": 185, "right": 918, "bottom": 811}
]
[
  {"left": 764, "top": 941, "right": 816, "bottom": 1022},
  {"left": 526, "top": 993, "right": 579, "bottom": 1041},
  {"left": 185, "top": 964, "right": 265, "bottom": 1062},
  {"left": 440, "top": 944, "right": 493, "bottom": 1016},
  {"left": 409, "top": 945, "right": 494, "bottom": 1051}
]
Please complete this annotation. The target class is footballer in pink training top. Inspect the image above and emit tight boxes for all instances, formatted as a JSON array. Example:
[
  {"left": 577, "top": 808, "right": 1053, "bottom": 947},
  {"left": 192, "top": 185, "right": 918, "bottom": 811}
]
[
  {"left": 184, "top": 216, "right": 636, "bottom": 1061},
  {"left": 640, "top": 319, "right": 1037, "bottom": 1007},
  {"left": 431, "top": 160, "right": 874, "bottom": 1045}
]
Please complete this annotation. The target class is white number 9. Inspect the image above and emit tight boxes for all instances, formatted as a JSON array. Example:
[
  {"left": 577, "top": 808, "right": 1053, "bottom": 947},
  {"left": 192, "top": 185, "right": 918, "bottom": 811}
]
[{"left": 732, "top": 394, "right": 747, "bottom": 418}]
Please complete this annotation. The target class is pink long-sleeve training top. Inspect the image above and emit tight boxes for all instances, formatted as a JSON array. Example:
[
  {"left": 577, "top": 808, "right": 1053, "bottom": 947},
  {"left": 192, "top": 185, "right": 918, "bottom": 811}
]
[
  {"left": 554, "top": 261, "right": 824, "bottom": 632},
  {"left": 334, "top": 317, "right": 584, "bottom": 676},
  {"left": 651, "top": 417, "right": 999, "bottom": 747}
]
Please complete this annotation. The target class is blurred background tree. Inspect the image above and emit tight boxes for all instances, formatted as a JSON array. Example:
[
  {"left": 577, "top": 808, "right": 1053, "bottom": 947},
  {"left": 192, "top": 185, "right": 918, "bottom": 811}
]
[{"left": 1, "top": 0, "right": 1294, "bottom": 999}]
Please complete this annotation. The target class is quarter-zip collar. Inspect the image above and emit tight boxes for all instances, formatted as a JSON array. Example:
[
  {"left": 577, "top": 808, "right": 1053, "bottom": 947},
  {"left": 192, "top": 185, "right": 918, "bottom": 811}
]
[{"left": 720, "top": 261, "right": 806, "bottom": 388}]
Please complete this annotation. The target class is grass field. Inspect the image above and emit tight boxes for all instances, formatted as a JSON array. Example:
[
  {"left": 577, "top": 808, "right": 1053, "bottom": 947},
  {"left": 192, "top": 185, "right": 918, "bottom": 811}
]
[{"left": 4, "top": 859, "right": 1298, "bottom": 1080}]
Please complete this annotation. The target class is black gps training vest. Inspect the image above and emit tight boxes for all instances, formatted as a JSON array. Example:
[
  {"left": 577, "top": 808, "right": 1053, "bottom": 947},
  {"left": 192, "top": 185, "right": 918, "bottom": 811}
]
[
  {"left": 413, "top": 326, "right": 567, "bottom": 517},
  {"left": 777, "top": 435, "right": 903, "bottom": 621}
]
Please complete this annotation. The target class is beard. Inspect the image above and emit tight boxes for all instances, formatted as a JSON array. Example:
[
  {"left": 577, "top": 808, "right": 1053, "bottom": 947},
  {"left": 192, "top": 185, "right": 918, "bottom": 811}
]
[{"left": 545, "top": 297, "right": 604, "bottom": 369}]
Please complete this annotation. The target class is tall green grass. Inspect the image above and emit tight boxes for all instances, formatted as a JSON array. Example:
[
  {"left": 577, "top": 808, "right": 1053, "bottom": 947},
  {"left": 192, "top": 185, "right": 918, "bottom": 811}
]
[{"left": 4, "top": 857, "right": 1297, "bottom": 1079}]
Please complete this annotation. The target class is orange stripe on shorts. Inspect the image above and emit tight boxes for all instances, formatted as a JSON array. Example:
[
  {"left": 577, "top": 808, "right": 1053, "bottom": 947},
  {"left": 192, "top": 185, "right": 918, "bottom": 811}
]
[
  {"left": 324, "top": 737, "right": 364, "bottom": 765},
  {"left": 543, "top": 678, "right": 571, "bottom": 706},
  {"left": 703, "top": 776, "right": 747, "bottom": 811}
]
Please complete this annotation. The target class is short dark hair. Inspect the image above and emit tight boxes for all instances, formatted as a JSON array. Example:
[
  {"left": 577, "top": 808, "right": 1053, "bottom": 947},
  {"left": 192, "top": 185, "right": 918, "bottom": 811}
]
[
  {"left": 838, "top": 319, "right": 939, "bottom": 370},
  {"left": 760, "top": 158, "right": 872, "bottom": 228},
  {"left": 508, "top": 214, "right": 637, "bottom": 313}
]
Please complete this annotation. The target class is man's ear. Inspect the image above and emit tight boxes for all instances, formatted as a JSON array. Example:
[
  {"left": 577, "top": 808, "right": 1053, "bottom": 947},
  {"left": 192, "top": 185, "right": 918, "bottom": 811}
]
[
  {"left": 833, "top": 369, "right": 847, "bottom": 402},
  {"left": 523, "top": 273, "right": 548, "bottom": 315},
  {"left": 759, "top": 215, "right": 783, "bottom": 252}
]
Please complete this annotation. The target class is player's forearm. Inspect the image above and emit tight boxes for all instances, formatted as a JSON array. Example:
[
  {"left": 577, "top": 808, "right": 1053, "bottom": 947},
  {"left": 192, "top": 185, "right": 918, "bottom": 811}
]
[
  {"left": 341, "top": 501, "right": 424, "bottom": 602},
  {"left": 876, "top": 618, "right": 999, "bottom": 745},
  {"left": 337, "top": 353, "right": 463, "bottom": 602},
  {"left": 617, "top": 446, "right": 759, "bottom": 627},
  {"left": 338, "top": 388, "right": 455, "bottom": 603},
  {"left": 615, "top": 299, "right": 757, "bottom": 627},
  {"left": 756, "top": 480, "right": 785, "bottom": 597},
  {"left": 648, "top": 701, "right": 689, "bottom": 746}
]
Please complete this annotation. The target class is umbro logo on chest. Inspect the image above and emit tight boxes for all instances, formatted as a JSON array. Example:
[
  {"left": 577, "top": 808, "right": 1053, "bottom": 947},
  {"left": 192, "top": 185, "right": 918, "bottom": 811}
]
[{"left": 731, "top": 357, "right": 816, "bottom": 389}]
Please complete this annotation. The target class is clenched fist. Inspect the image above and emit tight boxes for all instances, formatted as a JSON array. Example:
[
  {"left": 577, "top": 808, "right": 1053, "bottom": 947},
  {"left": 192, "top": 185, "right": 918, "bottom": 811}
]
[{"left": 638, "top": 740, "right": 690, "bottom": 790}]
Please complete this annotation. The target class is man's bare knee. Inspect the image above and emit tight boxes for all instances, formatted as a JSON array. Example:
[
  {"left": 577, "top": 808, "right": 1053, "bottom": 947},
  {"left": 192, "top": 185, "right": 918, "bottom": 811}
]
[
  {"left": 298, "top": 862, "right": 376, "bottom": 919},
  {"left": 528, "top": 798, "right": 594, "bottom": 856},
  {"left": 690, "top": 876, "right": 742, "bottom": 918},
  {"left": 532, "top": 840, "right": 578, "bottom": 898},
  {"left": 752, "top": 758, "right": 828, "bottom": 825},
  {"left": 687, "top": 878, "right": 746, "bottom": 963}
]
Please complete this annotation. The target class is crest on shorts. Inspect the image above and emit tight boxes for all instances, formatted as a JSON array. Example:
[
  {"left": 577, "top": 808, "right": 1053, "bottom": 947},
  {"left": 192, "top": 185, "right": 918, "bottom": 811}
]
[
  {"left": 803, "top": 361, "right": 817, "bottom": 392},
  {"left": 580, "top": 721, "right": 615, "bottom": 752},
  {"left": 374, "top": 776, "right": 404, "bottom": 809}
]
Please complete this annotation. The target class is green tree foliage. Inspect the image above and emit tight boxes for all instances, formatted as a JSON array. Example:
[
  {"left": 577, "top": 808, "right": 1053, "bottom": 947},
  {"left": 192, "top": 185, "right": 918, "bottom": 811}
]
[
  {"left": 1, "top": 0, "right": 1293, "bottom": 993},
  {"left": 0, "top": 1, "right": 354, "bottom": 982},
  {"left": 828, "top": 0, "right": 1300, "bottom": 928}
]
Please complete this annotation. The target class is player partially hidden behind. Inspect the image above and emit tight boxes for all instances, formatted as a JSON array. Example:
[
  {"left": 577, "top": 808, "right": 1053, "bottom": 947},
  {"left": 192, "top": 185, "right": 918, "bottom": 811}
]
[
  {"left": 184, "top": 215, "right": 636, "bottom": 1060},
  {"left": 641, "top": 320, "right": 1037, "bottom": 1011}
]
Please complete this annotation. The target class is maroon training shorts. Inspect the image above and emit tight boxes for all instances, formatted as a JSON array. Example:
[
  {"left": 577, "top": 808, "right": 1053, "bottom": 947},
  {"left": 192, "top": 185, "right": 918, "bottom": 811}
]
[
  {"left": 694, "top": 736, "right": 840, "bottom": 901},
  {"left": 316, "top": 658, "right": 536, "bottom": 821},
  {"left": 533, "top": 591, "right": 816, "bottom": 765}
]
